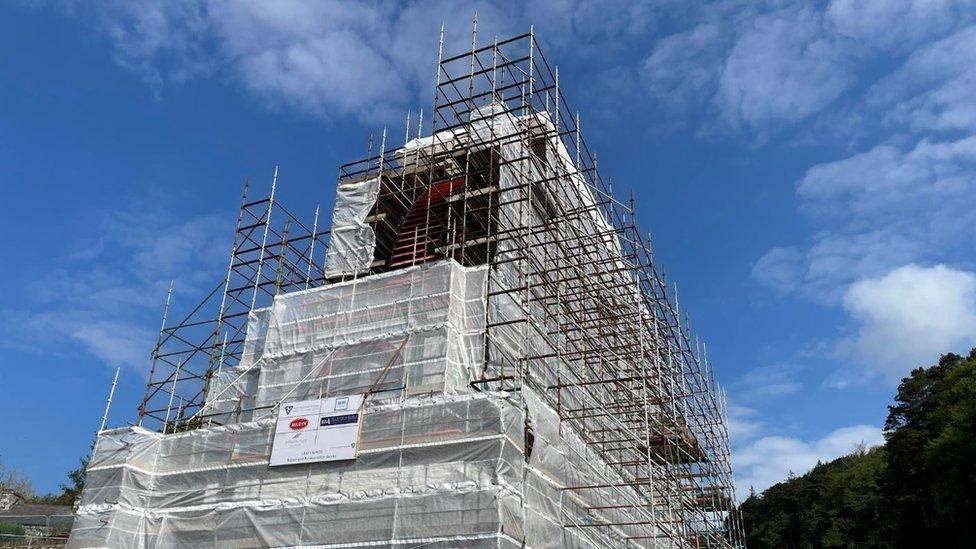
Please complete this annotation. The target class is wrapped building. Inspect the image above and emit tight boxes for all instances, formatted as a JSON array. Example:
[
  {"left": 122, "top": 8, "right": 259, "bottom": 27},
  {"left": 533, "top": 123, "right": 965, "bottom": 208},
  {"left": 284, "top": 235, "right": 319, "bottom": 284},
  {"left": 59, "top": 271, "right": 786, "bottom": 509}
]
[{"left": 69, "top": 29, "right": 745, "bottom": 548}]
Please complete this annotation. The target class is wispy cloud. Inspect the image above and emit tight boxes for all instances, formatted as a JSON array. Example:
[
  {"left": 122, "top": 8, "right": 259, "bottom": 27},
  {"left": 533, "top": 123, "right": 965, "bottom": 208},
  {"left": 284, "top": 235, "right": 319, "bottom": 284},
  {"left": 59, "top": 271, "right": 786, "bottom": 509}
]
[
  {"left": 640, "top": 22, "right": 727, "bottom": 115},
  {"left": 640, "top": 2, "right": 862, "bottom": 135},
  {"left": 750, "top": 247, "right": 804, "bottom": 296},
  {"left": 754, "top": 135, "right": 976, "bottom": 301},
  {"left": 1, "top": 201, "right": 228, "bottom": 373},
  {"left": 869, "top": 24, "right": 976, "bottom": 134},
  {"left": 734, "top": 364, "right": 803, "bottom": 401},
  {"left": 640, "top": 1, "right": 976, "bottom": 139},
  {"left": 726, "top": 403, "right": 765, "bottom": 444},
  {"left": 44, "top": 0, "right": 667, "bottom": 124},
  {"left": 715, "top": 5, "right": 857, "bottom": 131},
  {"left": 826, "top": 0, "right": 972, "bottom": 52}
]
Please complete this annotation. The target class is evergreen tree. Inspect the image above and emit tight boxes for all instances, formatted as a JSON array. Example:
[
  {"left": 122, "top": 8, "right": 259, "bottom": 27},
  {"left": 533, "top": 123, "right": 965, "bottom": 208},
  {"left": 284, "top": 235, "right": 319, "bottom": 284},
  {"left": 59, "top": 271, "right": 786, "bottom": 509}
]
[{"left": 923, "top": 357, "right": 976, "bottom": 545}]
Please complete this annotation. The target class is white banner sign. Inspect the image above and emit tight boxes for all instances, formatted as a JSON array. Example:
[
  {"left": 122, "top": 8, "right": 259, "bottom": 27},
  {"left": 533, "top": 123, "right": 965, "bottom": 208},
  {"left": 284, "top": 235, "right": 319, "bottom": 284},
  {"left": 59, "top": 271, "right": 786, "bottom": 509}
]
[{"left": 269, "top": 394, "right": 364, "bottom": 467}]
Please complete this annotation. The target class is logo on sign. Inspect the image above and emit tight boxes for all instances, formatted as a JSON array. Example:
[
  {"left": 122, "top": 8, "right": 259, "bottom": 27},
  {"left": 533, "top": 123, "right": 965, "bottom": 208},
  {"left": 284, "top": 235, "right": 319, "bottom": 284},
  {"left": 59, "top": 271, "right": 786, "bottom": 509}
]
[
  {"left": 320, "top": 413, "right": 359, "bottom": 427},
  {"left": 289, "top": 418, "right": 309, "bottom": 430},
  {"left": 284, "top": 405, "right": 293, "bottom": 415}
]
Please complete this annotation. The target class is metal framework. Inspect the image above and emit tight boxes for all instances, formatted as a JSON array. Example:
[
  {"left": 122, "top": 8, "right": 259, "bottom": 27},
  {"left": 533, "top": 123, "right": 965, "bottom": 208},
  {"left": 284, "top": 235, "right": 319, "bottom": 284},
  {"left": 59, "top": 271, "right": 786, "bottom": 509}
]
[
  {"left": 137, "top": 172, "right": 330, "bottom": 431},
  {"left": 135, "top": 26, "right": 744, "bottom": 548}
]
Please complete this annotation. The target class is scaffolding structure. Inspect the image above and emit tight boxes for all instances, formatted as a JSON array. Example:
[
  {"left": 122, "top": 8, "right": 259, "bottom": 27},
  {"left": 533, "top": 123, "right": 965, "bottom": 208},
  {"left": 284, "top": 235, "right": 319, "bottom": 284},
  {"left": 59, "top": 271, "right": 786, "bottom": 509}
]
[
  {"left": 72, "top": 27, "right": 744, "bottom": 548},
  {"left": 136, "top": 172, "right": 330, "bottom": 430}
]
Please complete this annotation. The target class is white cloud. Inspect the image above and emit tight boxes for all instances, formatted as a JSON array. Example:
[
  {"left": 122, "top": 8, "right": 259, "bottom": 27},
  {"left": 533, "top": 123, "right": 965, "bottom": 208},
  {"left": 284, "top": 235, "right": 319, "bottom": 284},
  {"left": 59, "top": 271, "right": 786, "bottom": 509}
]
[
  {"left": 68, "top": 319, "right": 157, "bottom": 371},
  {"left": 840, "top": 264, "right": 976, "bottom": 382},
  {"left": 726, "top": 404, "right": 764, "bottom": 444},
  {"left": 735, "top": 424, "right": 883, "bottom": 496},
  {"left": 637, "top": 1, "right": 907, "bottom": 133},
  {"left": 754, "top": 135, "right": 976, "bottom": 299},
  {"left": 50, "top": 1, "right": 976, "bottom": 135},
  {"left": 48, "top": 0, "right": 667, "bottom": 124},
  {"left": 751, "top": 246, "right": 804, "bottom": 295},
  {"left": 641, "top": 23, "right": 726, "bottom": 112},
  {"left": 95, "top": 0, "right": 212, "bottom": 92},
  {"left": 826, "top": 0, "right": 971, "bottom": 51},
  {"left": 821, "top": 366, "right": 874, "bottom": 391},
  {"left": 636, "top": 1, "right": 976, "bottom": 136},
  {"left": 745, "top": 13, "right": 976, "bottom": 379},
  {"left": 734, "top": 364, "right": 803, "bottom": 401},
  {"left": 869, "top": 24, "right": 976, "bottom": 134},
  {"left": 716, "top": 5, "right": 856, "bottom": 130},
  {"left": 87, "top": 0, "right": 414, "bottom": 121},
  {"left": 19, "top": 313, "right": 157, "bottom": 373}
]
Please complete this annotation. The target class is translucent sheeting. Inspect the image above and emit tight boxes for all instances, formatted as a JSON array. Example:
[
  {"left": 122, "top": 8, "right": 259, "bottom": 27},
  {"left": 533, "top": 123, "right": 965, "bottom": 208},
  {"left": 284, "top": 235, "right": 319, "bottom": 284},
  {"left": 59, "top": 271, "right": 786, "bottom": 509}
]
[
  {"left": 74, "top": 389, "right": 662, "bottom": 548},
  {"left": 324, "top": 176, "right": 380, "bottom": 277},
  {"left": 202, "top": 261, "right": 488, "bottom": 423},
  {"left": 71, "top": 394, "right": 525, "bottom": 548}
]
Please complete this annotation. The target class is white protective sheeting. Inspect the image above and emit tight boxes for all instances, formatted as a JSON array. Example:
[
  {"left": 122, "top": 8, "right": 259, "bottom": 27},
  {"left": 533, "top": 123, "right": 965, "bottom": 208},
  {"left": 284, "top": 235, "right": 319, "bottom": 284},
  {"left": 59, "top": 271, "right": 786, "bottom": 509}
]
[
  {"left": 71, "top": 394, "right": 526, "bottom": 548},
  {"left": 202, "top": 260, "right": 488, "bottom": 425},
  {"left": 324, "top": 176, "right": 380, "bottom": 277},
  {"left": 72, "top": 257, "right": 662, "bottom": 548},
  {"left": 72, "top": 392, "right": 657, "bottom": 548}
]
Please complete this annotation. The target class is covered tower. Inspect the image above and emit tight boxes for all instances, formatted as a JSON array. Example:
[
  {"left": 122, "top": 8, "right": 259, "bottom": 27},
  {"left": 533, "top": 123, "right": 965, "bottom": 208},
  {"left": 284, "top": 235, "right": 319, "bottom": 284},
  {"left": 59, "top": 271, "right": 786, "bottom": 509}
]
[{"left": 70, "top": 29, "right": 745, "bottom": 548}]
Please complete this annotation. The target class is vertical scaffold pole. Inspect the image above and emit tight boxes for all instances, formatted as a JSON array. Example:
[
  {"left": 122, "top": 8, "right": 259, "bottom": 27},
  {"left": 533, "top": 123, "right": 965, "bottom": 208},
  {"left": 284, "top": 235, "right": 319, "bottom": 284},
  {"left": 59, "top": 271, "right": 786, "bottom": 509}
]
[
  {"left": 250, "top": 166, "right": 279, "bottom": 311},
  {"left": 137, "top": 281, "right": 174, "bottom": 426},
  {"left": 99, "top": 367, "right": 121, "bottom": 433},
  {"left": 305, "top": 204, "right": 320, "bottom": 289},
  {"left": 163, "top": 360, "right": 183, "bottom": 435}
]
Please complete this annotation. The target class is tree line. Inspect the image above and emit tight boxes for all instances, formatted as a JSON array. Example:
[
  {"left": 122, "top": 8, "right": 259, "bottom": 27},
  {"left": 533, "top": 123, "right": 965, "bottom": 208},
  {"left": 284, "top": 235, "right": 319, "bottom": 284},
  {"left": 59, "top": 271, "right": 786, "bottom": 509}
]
[
  {"left": 739, "top": 350, "right": 976, "bottom": 547},
  {"left": 0, "top": 455, "right": 87, "bottom": 507}
]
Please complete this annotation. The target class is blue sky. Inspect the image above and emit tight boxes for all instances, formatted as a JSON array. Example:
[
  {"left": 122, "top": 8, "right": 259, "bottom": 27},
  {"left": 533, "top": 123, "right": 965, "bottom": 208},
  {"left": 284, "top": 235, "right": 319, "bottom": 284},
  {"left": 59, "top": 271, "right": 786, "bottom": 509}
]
[{"left": 2, "top": 1, "right": 975, "bottom": 496}]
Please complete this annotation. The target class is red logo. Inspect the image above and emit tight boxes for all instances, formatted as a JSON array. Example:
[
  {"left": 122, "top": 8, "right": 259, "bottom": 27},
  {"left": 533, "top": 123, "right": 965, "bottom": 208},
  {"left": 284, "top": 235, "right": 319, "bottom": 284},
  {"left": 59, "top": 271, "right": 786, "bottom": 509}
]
[{"left": 289, "top": 418, "right": 309, "bottom": 430}]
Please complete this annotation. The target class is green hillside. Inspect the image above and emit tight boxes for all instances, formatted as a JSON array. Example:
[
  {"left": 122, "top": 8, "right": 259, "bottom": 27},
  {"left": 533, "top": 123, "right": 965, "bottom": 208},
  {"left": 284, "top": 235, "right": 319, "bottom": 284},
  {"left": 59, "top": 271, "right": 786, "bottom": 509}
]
[{"left": 739, "top": 351, "right": 976, "bottom": 548}]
